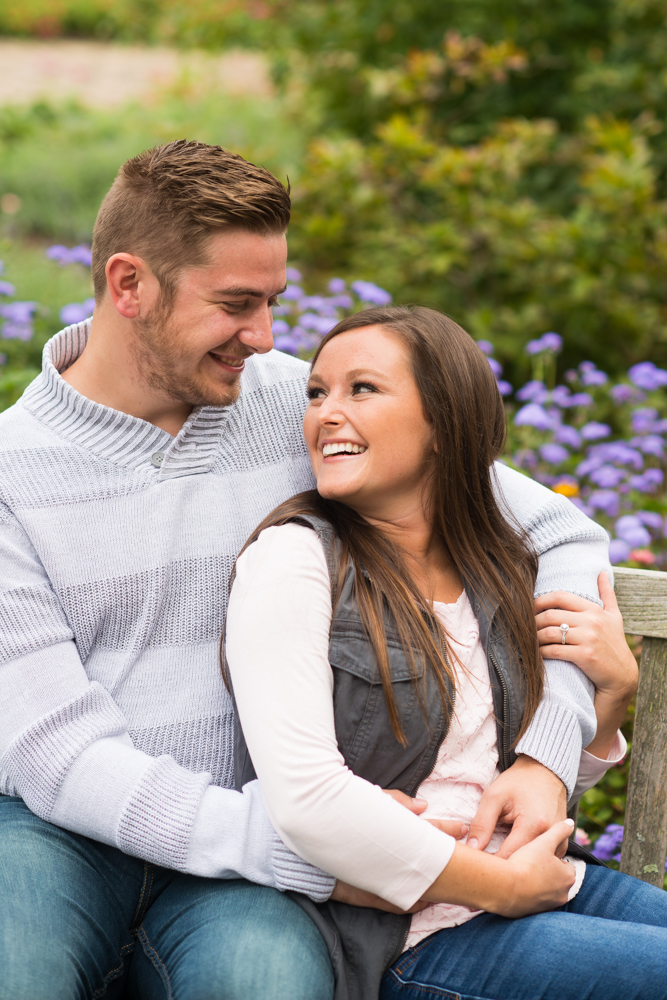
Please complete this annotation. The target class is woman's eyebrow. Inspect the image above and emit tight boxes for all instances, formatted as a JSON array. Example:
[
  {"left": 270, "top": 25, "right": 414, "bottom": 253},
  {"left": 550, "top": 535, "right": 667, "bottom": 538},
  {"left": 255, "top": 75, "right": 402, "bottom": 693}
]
[{"left": 345, "top": 367, "right": 386, "bottom": 380}]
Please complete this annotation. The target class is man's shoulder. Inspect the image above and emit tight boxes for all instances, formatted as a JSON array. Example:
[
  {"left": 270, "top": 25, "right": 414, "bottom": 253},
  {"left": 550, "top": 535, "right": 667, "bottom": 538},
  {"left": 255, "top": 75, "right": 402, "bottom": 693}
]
[
  {"left": 0, "top": 397, "right": 61, "bottom": 454},
  {"left": 243, "top": 350, "right": 309, "bottom": 392}
]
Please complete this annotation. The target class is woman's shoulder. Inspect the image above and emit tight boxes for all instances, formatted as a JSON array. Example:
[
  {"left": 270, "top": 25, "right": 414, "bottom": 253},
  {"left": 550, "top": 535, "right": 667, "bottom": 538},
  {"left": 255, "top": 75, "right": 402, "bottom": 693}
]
[{"left": 235, "top": 521, "right": 330, "bottom": 581}]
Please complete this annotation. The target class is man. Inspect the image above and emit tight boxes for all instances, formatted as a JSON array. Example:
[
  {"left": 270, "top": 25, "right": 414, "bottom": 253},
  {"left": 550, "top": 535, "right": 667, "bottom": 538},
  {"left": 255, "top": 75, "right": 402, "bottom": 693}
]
[{"left": 0, "top": 140, "right": 609, "bottom": 999}]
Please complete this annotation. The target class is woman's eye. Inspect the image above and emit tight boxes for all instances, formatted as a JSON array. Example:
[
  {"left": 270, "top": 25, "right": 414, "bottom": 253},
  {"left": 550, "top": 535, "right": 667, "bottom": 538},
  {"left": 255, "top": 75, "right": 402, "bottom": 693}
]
[
  {"left": 307, "top": 387, "right": 326, "bottom": 400},
  {"left": 352, "top": 382, "right": 377, "bottom": 395}
]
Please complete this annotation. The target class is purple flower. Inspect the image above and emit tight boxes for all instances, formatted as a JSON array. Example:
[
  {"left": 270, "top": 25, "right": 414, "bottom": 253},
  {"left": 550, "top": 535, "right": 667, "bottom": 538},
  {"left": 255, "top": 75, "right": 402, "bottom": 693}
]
[
  {"left": 568, "top": 393, "right": 594, "bottom": 407},
  {"left": 350, "top": 280, "right": 392, "bottom": 306},
  {"left": 637, "top": 511, "right": 664, "bottom": 531},
  {"left": 281, "top": 285, "right": 305, "bottom": 301},
  {"left": 514, "top": 403, "right": 554, "bottom": 430},
  {"left": 477, "top": 340, "right": 495, "bottom": 356},
  {"left": 0, "top": 301, "right": 37, "bottom": 323},
  {"left": 327, "top": 277, "right": 346, "bottom": 293},
  {"left": 609, "top": 539, "right": 631, "bottom": 564},
  {"left": 571, "top": 497, "right": 594, "bottom": 517},
  {"left": 273, "top": 333, "right": 300, "bottom": 355},
  {"left": 588, "top": 490, "right": 621, "bottom": 517},
  {"left": 581, "top": 369, "right": 608, "bottom": 387},
  {"left": 487, "top": 357, "right": 503, "bottom": 377},
  {"left": 591, "top": 824, "right": 624, "bottom": 862},
  {"left": 514, "top": 449, "right": 538, "bottom": 470},
  {"left": 60, "top": 299, "right": 95, "bottom": 325},
  {"left": 0, "top": 280, "right": 15, "bottom": 296},
  {"left": 629, "top": 469, "right": 664, "bottom": 493},
  {"left": 555, "top": 425, "right": 582, "bottom": 449},
  {"left": 581, "top": 422, "right": 611, "bottom": 441},
  {"left": 329, "top": 293, "right": 354, "bottom": 309},
  {"left": 631, "top": 407, "right": 659, "bottom": 433},
  {"left": 540, "top": 443, "right": 569, "bottom": 465},
  {"left": 516, "top": 380, "right": 548, "bottom": 403},
  {"left": 272, "top": 319, "right": 290, "bottom": 336},
  {"left": 550, "top": 386, "right": 572, "bottom": 408},
  {"left": 630, "top": 435, "right": 664, "bottom": 457},
  {"left": 286, "top": 267, "right": 302, "bottom": 282},
  {"left": 300, "top": 312, "right": 338, "bottom": 335},
  {"left": 629, "top": 361, "right": 667, "bottom": 391},
  {"left": 611, "top": 384, "right": 645, "bottom": 405},
  {"left": 526, "top": 332, "right": 562, "bottom": 354},
  {"left": 590, "top": 465, "right": 626, "bottom": 488},
  {"left": 591, "top": 442, "right": 643, "bottom": 469},
  {"left": 46, "top": 243, "right": 92, "bottom": 267},
  {"left": 497, "top": 380, "right": 513, "bottom": 397},
  {"left": 1, "top": 321, "right": 32, "bottom": 341},
  {"left": 615, "top": 515, "right": 652, "bottom": 547}
]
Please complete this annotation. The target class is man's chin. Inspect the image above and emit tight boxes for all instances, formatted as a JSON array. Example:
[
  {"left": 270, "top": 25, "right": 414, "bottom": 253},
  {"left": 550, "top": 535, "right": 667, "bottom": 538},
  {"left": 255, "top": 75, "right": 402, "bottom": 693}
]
[{"left": 171, "top": 374, "right": 242, "bottom": 409}]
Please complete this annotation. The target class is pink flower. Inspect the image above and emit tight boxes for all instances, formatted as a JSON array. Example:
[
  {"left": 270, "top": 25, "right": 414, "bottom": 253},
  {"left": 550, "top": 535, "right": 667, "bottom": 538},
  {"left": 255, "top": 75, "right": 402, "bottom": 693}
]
[{"left": 630, "top": 548, "right": 656, "bottom": 565}]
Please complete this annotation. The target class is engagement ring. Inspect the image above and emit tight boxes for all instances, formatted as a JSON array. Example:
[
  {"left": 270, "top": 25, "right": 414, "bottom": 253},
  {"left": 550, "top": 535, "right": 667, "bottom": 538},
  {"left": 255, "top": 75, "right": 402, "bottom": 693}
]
[{"left": 560, "top": 623, "right": 570, "bottom": 644}]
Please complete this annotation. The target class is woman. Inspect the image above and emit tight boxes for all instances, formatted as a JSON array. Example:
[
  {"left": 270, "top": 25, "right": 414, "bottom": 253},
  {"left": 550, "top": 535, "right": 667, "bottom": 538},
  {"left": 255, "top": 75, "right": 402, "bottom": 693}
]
[{"left": 226, "top": 306, "right": 661, "bottom": 1000}]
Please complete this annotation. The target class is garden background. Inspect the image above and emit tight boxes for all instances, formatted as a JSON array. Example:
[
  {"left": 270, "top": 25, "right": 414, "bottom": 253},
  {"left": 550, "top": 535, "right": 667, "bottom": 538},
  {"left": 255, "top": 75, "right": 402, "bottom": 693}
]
[{"left": 2, "top": 0, "right": 667, "bottom": 871}]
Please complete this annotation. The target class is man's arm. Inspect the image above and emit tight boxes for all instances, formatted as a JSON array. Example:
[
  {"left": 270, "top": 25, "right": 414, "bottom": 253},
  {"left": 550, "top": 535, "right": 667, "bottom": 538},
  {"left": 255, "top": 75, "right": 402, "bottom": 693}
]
[
  {"left": 0, "top": 508, "right": 333, "bottom": 901},
  {"left": 467, "top": 465, "right": 611, "bottom": 856}
]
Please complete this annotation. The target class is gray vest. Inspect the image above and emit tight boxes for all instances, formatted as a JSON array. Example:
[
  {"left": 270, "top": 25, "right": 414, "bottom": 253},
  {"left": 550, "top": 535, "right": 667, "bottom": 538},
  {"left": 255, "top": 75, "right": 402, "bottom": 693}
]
[{"left": 232, "top": 514, "right": 596, "bottom": 1000}]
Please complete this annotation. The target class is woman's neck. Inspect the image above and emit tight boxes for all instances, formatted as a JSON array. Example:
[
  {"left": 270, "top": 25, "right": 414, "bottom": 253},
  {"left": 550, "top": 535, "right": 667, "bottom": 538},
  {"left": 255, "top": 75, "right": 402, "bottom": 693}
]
[{"left": 362, "top": 509, "right": 463, "bottom": 605}]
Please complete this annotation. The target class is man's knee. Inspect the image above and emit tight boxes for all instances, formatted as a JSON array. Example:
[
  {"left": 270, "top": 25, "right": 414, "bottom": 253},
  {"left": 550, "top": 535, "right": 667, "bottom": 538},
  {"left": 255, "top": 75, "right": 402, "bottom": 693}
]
[{"left": 136, "top": 880, "right": 334, "bottom": 1000}]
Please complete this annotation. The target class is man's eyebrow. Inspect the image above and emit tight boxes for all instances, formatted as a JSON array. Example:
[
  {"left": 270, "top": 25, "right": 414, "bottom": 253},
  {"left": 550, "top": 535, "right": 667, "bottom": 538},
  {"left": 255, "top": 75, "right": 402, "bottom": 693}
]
[{"left": 213, "top": 285, "right": 287, "bottom": 298}]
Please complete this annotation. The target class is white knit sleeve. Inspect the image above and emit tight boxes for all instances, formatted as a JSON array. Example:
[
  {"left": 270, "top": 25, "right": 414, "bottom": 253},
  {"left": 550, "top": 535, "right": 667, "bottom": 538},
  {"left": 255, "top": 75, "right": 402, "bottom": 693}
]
[
  {"left": 0, "top": 510, "right": 333, "bottom": 900},
  {"left": 226, "top": 523, "right": 455, "bottom": 911},
  {"left": 491, "top": 464, "right": 611, "bottom": 795}
]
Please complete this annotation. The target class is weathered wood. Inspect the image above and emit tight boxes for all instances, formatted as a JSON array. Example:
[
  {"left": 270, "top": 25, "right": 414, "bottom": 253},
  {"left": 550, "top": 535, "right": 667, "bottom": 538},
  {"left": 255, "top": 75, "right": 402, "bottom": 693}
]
[
  {"left": 620, "top": 636, "right": 667, "bottom": 886},
  {"left": 614, "top": 566, "right": 667, "bottom": 639}
]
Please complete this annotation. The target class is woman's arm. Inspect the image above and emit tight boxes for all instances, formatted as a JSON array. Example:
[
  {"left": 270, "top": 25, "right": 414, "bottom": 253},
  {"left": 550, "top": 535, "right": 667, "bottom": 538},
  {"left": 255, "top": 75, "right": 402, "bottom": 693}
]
[
  {"left": 534, "top": 571, "right": 638, "bottom": 760},
  {"left": 226, "top": 523, "right": 455, "bottom": 911}
]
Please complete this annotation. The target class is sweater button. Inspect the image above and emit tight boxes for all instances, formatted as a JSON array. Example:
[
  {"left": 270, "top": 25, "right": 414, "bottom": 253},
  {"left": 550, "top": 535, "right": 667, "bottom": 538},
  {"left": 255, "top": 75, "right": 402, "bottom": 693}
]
[{"left": 151, "top": 452, "right": 165, "bottom": 468}]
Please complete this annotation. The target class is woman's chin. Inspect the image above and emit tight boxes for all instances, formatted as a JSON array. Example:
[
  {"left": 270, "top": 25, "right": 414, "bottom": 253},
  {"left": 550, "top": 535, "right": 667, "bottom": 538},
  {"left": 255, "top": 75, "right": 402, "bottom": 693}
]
[{"left": 316, "top": 477, "right": 359, "bottom": 503}]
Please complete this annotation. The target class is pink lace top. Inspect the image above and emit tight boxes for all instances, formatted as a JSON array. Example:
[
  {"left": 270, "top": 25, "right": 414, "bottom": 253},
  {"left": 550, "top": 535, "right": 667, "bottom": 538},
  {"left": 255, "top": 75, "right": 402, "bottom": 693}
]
[{"left": 406, "top": 589, "right": 586, "bottom": 949}]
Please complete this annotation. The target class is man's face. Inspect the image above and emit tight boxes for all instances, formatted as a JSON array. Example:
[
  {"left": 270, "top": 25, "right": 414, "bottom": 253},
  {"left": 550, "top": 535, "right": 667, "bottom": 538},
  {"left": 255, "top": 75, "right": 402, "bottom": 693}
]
[{"left": 133, "top": 229, "right": 287, "bottom": 408}]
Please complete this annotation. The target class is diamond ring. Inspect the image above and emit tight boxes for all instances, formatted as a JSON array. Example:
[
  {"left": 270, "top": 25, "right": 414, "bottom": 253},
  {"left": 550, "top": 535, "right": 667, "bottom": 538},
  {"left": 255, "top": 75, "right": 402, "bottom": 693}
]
[{"left": 560, "top": 623, "right": 570, "bottom": 644}]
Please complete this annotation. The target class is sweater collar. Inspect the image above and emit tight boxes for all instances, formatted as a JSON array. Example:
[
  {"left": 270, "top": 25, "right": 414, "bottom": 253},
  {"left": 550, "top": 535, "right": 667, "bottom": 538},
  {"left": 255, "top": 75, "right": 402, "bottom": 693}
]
[{"left": 21, "top": 320, "right": 231, "bottom": 477}]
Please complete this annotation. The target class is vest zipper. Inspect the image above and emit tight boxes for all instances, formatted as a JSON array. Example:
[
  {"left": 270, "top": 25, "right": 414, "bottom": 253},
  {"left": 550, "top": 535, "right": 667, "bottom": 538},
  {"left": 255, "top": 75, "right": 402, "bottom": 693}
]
[{"left": 489, "top": 648, "right": 511, "bottom": 772}]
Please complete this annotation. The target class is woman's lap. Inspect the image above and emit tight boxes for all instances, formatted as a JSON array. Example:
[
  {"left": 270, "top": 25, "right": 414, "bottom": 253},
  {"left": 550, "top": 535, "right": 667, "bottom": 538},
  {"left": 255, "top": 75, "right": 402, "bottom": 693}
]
[{"left": 381, "top": 867, "right": 667, "bottom": 1000}]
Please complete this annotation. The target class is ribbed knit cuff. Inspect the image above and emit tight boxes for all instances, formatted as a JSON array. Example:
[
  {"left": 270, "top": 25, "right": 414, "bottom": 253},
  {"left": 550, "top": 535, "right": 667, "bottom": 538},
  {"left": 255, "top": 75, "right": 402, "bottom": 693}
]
[
  {"left": 515, "top": 698, "right": 583, "bottom": 798},
  {"left": 117, "top": 755, "right": 211, "bottom": 871},
  {"left": 272, "top": 839, "right": 336, "bottom": 902}
]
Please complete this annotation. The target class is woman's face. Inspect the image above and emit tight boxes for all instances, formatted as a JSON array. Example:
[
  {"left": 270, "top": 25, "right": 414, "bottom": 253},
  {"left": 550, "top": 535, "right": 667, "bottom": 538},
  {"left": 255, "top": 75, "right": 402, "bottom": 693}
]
[{"left": 303, "top": 325, "right": 436, "bottom": 521}]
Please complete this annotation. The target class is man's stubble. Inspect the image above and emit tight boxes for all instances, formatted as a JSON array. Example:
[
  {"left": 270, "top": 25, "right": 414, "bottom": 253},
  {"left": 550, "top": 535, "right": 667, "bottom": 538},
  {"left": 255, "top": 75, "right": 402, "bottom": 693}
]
[{"left": 131, "top": 301, "right": 241, "bottom": 410}]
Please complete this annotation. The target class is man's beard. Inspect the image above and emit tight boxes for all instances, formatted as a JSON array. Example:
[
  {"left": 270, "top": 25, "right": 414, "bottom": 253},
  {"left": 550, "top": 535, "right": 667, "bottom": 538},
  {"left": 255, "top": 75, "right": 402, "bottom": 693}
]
[{"left": 130, "top": 301, "right": 241, "bottom": 409}]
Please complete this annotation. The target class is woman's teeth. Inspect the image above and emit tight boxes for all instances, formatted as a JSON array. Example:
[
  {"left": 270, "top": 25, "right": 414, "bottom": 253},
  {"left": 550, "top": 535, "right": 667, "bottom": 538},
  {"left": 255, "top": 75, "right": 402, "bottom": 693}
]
[{"left": 322, "top": 442, "right": 367, "bottom": 456}]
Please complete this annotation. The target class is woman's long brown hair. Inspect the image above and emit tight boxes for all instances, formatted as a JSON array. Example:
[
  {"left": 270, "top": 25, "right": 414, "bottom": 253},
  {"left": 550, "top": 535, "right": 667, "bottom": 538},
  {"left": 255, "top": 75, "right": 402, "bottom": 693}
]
[{"left": 228, "top": 306, "right": 543, "bottom": 745}]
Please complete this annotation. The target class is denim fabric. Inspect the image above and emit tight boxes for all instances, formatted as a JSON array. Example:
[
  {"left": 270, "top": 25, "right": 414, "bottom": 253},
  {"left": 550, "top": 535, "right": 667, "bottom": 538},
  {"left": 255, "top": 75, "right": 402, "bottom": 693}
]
[
  {"left": 0, "top": 797, "right": 333, "bottom": 1000},
  {"left": 381, "top": 865, "right": 667, "bottom": 1000}
]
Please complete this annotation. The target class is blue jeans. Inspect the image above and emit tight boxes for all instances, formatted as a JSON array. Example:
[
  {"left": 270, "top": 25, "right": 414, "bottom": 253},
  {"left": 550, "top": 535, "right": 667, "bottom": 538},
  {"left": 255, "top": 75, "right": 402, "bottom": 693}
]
[
  {"left": 0, "top": 797, "right": 334, "bottom": 1000},
  {"left": 381, "top": 865, "right": 667, "bottom": 1000}
]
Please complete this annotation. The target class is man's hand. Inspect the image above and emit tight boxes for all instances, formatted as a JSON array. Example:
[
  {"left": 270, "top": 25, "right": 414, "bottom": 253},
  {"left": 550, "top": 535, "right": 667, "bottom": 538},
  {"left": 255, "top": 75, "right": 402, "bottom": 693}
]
[
  {"left": 467, "top": 755, "right": 567, "bottom": 860},
  {"left": 330, "top": 788, "right": 468, "bottom": 912}
]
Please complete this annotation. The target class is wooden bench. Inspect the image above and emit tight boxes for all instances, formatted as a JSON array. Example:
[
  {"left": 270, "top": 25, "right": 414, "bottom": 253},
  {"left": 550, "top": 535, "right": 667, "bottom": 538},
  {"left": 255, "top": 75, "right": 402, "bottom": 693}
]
[{"left": 608, "top": 566, "right": 667, "bottom": 886}]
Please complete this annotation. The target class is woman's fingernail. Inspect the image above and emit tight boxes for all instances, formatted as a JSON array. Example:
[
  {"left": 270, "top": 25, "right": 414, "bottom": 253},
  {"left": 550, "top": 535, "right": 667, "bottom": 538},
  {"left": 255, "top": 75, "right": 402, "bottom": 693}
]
[
  {"left": 565, "top": 818, "right": 575, "bottom": 829},
  {"left": 467, "top": 837, "right": 479, "bottom": 849},
  {"left": 414, "top": 798, "right": 428, "bottom": 807}
]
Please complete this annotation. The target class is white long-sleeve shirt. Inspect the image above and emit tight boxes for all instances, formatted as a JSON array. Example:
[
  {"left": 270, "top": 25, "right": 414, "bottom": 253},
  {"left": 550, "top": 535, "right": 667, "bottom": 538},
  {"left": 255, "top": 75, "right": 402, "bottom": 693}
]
[{"left": 227, "top": 524, "right": 623, "bottom": 911}]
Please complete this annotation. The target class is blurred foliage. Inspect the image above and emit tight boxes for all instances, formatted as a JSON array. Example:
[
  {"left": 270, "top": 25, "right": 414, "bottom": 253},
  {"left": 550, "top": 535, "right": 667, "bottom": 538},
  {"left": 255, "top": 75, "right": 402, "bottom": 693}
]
[{"left": 0, "top": 90, "right": 309, "bottom": 242}]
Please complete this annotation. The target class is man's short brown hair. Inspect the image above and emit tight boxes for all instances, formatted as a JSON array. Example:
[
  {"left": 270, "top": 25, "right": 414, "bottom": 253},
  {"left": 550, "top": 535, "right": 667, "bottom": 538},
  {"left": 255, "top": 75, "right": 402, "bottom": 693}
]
[{"left": 91, "top": 140, "right": 291, "bottom": 300}]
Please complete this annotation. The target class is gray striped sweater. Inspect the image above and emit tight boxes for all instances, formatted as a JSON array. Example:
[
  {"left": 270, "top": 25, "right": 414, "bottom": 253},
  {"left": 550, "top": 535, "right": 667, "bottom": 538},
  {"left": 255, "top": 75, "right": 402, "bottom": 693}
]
[{"left": 0, "top": 321, "right": 610, "bottom": 891}]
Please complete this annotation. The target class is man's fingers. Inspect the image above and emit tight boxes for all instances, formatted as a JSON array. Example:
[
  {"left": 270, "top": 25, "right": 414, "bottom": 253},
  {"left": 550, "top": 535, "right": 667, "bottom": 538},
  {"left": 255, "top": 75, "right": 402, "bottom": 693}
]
[
  {"left": 425, "top": 818, "right": 469, "bottom": 839},
  {"left": 493, "top": 821, "right": 535, "bottom": 859},
  {"left": 534, "top": 591, "right": 592, "bottom": 614},
  {"left": 598, "top": 571, "right": 619, "bottom": 613},
  {"left": 467, "top": 793, "right": 505, "bottom": 851}
]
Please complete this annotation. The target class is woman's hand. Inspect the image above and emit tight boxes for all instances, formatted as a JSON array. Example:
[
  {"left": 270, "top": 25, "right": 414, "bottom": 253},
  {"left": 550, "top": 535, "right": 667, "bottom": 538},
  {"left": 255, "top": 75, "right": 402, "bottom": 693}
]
[
  {"left": 534, "top": 571, "right": 638, "bottom": 758},
  {"left": 382, "top": 788, "right": 470, "bottom": 840},
  {"left": 423, "top": 818, "right": 576, "bottom": 917}
]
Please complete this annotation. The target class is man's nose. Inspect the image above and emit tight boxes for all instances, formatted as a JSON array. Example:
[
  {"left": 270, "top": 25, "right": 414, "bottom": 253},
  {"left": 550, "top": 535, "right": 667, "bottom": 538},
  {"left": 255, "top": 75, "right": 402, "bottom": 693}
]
[{"left": 237, "top": 306, "right": 274, "bottom": 355}]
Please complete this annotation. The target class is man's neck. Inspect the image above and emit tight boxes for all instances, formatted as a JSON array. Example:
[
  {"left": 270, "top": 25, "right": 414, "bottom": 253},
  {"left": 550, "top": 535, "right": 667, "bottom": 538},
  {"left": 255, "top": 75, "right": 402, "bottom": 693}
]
[{"left": 59, "top": 306, "right": 192, "bottom": 437}]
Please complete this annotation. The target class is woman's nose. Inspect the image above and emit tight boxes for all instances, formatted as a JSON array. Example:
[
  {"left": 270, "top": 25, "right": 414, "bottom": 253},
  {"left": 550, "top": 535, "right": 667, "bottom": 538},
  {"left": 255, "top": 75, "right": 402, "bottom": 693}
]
[{"left": 316, "top": 394, "right": 345, "bottom": 425}]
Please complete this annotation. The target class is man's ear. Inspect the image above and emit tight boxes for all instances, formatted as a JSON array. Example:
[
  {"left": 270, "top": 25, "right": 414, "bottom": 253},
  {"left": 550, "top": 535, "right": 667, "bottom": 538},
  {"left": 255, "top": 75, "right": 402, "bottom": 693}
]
[{"left": 105, "top": 253, "right": 156, "bottom": 320}]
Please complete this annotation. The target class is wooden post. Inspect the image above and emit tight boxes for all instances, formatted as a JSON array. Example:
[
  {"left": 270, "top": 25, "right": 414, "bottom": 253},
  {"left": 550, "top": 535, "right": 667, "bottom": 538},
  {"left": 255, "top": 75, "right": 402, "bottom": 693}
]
[{"left": 614, "top": 568, "right": 667, "bottom": 885}]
